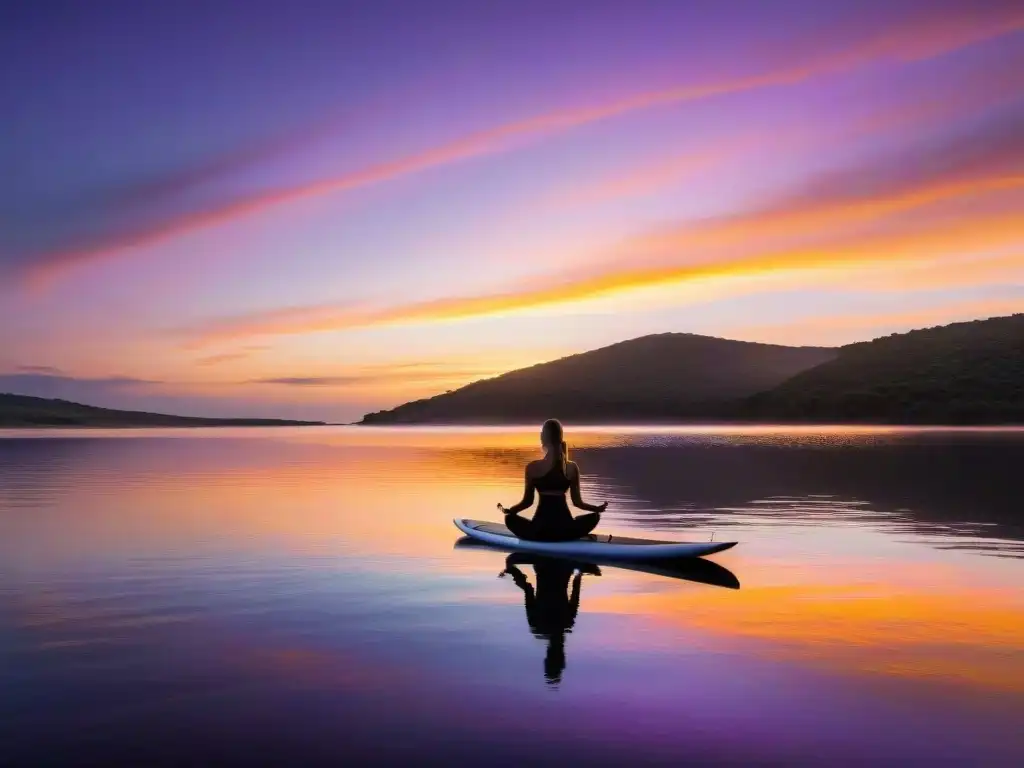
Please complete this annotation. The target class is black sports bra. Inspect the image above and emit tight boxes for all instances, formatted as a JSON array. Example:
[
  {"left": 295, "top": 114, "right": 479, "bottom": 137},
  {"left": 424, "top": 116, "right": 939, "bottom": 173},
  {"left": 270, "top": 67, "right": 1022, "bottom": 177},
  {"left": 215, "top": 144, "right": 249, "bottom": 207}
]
[{"left": 534, "top": 463, "right": 571, "bottom": 493}]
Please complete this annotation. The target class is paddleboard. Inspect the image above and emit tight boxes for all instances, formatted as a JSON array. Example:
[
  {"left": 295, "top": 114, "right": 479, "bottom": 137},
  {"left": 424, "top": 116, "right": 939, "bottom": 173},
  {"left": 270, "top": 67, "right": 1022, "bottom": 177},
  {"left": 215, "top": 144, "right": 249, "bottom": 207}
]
[
  {"left": 454, "top": 537, "right": 740, "bottom": 589},
  {"left": 453, "top": 518, "right": 736, "bottom": 560}
]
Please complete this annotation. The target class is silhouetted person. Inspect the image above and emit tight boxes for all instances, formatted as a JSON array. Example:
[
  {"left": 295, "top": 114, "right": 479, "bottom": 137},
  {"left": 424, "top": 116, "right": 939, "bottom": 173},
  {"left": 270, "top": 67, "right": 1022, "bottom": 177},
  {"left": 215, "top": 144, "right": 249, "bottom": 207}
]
[
  {"left": 498, "top": 419, "right": 608, "bottom": 541},
  {"left": 500, "top": 553, "right": 600, "bottom": 686}
]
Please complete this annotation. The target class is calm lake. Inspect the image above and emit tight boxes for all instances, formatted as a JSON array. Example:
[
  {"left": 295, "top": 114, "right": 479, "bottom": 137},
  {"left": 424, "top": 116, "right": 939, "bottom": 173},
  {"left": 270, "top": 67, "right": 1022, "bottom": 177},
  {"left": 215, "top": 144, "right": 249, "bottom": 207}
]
[{"left": 1, "top": 426, "right": 1022, "bottom": 766}]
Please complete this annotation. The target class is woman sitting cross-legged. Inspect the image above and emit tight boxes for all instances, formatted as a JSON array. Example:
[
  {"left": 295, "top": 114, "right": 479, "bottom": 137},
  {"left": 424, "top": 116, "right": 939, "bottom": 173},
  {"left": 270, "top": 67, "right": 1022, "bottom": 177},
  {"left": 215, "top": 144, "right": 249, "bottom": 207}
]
[{"left": 497, "top": 419, "right": 608, "bottom": 542}]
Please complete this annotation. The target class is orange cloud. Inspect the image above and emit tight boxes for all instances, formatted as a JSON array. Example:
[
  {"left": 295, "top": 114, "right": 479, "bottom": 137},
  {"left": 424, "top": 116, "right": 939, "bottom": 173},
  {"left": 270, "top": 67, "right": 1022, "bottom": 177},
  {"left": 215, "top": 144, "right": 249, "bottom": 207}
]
[
  {"left": 181, "top": 179, "right": 1024, "bottom": 345},
  {"left": 638, "top": 174, "right": 1023, "bottom": 255},
  {"left": 19, "top": 5, "right": 1024, "bottom": 286}
]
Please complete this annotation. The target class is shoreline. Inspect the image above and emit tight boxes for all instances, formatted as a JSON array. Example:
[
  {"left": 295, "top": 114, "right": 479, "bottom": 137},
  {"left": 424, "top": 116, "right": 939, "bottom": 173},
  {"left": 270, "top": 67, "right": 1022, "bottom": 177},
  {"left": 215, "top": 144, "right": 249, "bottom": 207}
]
[
  {"left": 0, "top": 421, "right": 328, "bottom": 429},
  {"left": 354, "top": 419, "right": 1024, "bottom": 429},
  {"left": 5, "top": 421, "right": 1024, "bottom": 431}
]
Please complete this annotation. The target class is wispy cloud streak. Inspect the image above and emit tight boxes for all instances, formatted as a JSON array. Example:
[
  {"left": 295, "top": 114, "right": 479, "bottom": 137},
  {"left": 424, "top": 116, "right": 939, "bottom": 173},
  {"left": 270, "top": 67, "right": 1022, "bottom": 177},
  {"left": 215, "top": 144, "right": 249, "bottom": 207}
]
[
  {"left": 14, "top": 365, "right": 65, "bottom": 375},
  {"left": 180, "top": 141, "right": 1024, "bottom": 347},
  {"left": 14, "top": 4, "right": 1024, "bottom": 286},
  {"left": 97, "top": 118, "right": 349, "bottom": 212},
  {"left": 184, "top": 208, "right": 1023, "bottom": 345},
  {"left": 548, "top": 57, "right": 1024, "bottom": 213},
  {"left": 245, "top": 363, "right": 507, "bottom": 389},
  {"left": 194, "top": 345, "right": 270, "bottom": 367}
]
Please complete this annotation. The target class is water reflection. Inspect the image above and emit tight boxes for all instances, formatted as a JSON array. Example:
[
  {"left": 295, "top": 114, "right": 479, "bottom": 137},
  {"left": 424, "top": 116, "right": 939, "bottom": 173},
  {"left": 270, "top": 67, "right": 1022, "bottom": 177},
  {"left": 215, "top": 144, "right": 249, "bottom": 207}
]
[
  {"left": 456, "top": 538, "right": 740, "bottom": 687},
  {"left": 1, "top": 427, "right": 1023, "bottom": 765},
  {"left": 501, "top": 555, "right": 592, "bottom": 687}
]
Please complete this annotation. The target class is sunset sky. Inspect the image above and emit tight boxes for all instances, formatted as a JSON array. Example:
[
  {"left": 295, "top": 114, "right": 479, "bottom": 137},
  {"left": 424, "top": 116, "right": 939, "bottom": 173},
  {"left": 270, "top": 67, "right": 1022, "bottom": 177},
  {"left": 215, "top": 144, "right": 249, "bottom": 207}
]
[{"left": 1, "top": 0, "right": 1022, "bottom": 421}]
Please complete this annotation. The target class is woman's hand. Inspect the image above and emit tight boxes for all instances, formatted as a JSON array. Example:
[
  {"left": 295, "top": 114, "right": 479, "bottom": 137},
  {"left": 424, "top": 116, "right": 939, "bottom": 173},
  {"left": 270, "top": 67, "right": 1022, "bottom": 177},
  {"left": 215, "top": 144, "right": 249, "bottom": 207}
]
[
  {"left": 595, "top": 501, "right": 608, "bottom": 513},
  {"left": 497, "top": 502, "right": 507, "bottom": 515}
]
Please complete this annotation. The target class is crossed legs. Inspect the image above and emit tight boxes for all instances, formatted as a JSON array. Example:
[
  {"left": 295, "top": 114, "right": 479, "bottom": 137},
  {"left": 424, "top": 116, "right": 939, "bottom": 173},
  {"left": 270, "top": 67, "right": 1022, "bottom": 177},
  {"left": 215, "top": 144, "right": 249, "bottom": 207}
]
[{"left": 505, "top": 512, "right": 601, "bottom": 542}]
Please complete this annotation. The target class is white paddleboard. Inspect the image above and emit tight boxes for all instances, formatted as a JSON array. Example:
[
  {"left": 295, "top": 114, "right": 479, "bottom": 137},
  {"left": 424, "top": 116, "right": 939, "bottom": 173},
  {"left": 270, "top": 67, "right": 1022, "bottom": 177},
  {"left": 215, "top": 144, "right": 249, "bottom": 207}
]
[{"left": 453, "top": 518, "right": 736, "bottom": 560}]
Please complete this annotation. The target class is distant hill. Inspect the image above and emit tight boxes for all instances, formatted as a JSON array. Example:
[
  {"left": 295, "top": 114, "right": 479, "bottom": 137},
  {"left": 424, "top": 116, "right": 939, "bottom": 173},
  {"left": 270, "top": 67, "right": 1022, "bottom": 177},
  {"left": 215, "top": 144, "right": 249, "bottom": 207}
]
[
  {"left": 360, "top": 333, "right": 837, "bottom": 424},
  {"left": 361, "top": 316, "right": 1024, "bottom": 425},
  {"left": 0, "top": 394, "right": 325, "bottom": 428},
  {"left": 742, "top": 314, "right": 1024, "bottom": 424}
]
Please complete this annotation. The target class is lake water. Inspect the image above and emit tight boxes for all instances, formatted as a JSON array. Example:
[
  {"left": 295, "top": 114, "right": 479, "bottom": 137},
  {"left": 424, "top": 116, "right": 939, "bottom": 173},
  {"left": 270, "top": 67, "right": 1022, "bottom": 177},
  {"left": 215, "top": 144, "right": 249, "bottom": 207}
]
[{"left": 1, "top": 426, "right": 1022, "bottom": 766}]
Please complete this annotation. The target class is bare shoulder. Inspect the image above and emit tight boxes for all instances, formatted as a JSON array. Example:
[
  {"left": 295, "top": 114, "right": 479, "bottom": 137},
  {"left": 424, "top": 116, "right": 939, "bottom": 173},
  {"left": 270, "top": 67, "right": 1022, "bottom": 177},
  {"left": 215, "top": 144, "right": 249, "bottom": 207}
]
[
  {"left": 525, "top": 459, "right": 545, "bottom": 478},
  {"left": 565, "top": 461, "right": 581, "bottom": 479}
]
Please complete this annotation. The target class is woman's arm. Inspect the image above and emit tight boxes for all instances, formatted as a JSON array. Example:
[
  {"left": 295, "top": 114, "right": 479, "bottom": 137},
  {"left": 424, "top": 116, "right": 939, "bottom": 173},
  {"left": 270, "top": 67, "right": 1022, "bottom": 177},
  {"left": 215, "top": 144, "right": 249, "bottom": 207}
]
[
  {"left": 500, "top": 557, "right": 536, "bottom": 597},
  {"left": 498, "top": 467, "right": 536, "bottom": 515},
  {"left": 568, "top": 463, "right": 608, "bottom": 513}
]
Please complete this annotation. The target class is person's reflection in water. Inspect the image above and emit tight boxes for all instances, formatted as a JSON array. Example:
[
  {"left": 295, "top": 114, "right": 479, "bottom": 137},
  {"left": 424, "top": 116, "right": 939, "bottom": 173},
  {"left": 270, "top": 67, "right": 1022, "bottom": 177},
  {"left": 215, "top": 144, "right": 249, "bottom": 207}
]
[{"left": 499, "top": 553, "right": 600, "bottom": 687}]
